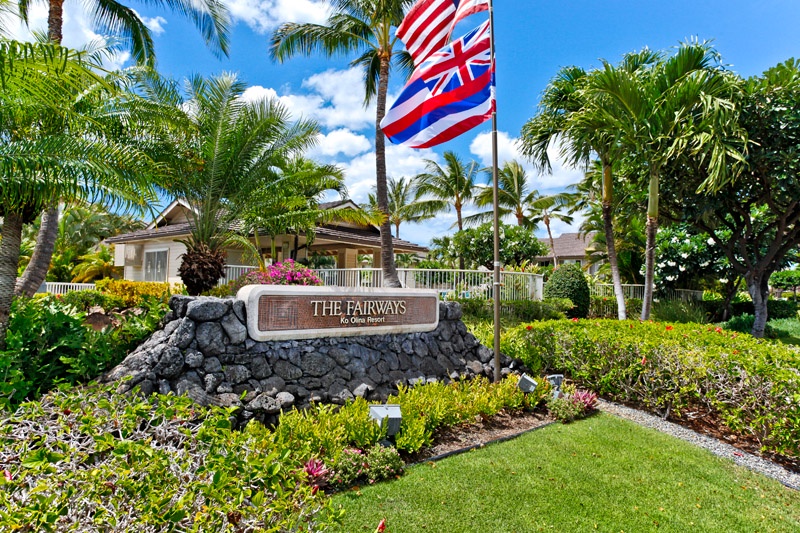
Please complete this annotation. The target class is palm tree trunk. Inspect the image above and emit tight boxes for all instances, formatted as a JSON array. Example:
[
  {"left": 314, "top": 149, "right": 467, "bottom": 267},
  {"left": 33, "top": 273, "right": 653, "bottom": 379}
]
[
  {"left": 17, "top": 0, "right": 66, "bottom": 299},
  {"left": 376, "top": 53, "right": 400, "bottom": 287},
  {"left": 0, "top": 212, "right": 24, "bottom": 350},
  {"left": 545, "top": 219, "right": 557, "bottom": 268},
  {"left": 456, "top": 206, "right": 465, "bottom": 272},
  {"left": 15, "top": 206, "right": 58, "bottom": 297},
  {"left": 641, "top": 168, "right": 659, "bottom": 320},
  {"left": 602, "top": 162, "right": 626, "bottom": 320}
]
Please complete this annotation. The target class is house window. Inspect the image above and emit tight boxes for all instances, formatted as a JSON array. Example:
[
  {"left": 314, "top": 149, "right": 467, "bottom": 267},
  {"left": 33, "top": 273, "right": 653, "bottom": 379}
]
[{"left": 144, "top": 250, "right": 168, "bottom": 282}]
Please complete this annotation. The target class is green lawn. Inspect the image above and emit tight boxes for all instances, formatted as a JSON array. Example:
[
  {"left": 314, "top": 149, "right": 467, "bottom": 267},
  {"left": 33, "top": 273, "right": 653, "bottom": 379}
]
[{"left": 330, "top": 414, "right": 800, "bottom": 532}]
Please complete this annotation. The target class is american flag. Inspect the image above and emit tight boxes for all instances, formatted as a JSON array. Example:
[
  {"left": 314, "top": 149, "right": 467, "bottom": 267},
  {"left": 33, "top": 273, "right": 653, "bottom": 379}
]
[{"left": 396, "top": 0, "right": 489, "bottom": 66}]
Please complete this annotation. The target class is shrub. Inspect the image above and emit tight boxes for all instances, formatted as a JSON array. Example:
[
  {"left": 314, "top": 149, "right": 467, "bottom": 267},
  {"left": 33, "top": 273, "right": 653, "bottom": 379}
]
[
  {"left": 59, "top": 289, "right": 125, "bottom": 312},
  {"left": 515, "top": 319, "right": 800, "bottom": 457},
  {"left": 543, "top": 264, "right": 590, "bottom": 318},
  {"left": 652, "top": 299, "right": 710, "bottom": 324},
  {"left": 548, "top": 395, "right": 585, "bottom": 423},
  {"left": 227, "top": 260, "right": 322, "bottom": 296},
  {"left": 589, "top": 296, "right": 642, "bottom": 318},
  {"left": 365, "top": 445, "right": 404, "bottom": 484},
  {"left": 458, "top": 298, "right": 572, "bottom": 322},
  {"left": 95, "top": 279, "right": 172, "bottom": 307},
  {"left": 722, "top": 314, "right": 776, "bottom": 338},
  {"left": 330, "top": 448, "right": 369, "bottom": 488},
  {"left": 0, "top": 296, "right": 167, "bottom": 410}
]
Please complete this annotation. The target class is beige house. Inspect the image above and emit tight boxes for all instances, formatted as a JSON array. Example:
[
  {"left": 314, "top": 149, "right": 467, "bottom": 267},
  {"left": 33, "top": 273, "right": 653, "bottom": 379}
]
[
  {"left": 536, "top": 232, "right": 601, "bottom": 274},
  {"left": 105, "top": 199, "right": 427, "bottom": 284}
]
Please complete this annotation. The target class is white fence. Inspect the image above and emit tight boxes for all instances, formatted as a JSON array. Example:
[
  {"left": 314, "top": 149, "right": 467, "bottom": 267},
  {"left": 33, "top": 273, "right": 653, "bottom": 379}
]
[
  {"left": 219, "top": 265, "right": 257, "bottom": 286},
  {"left": 43, "top": 282, "right": 96, "bottom": 295},
  {"left": 312, "top": 268, "right": 544, "bottom": 301},
  {"left": 590, "top": 283, "right": 703, "bottom": 301}
]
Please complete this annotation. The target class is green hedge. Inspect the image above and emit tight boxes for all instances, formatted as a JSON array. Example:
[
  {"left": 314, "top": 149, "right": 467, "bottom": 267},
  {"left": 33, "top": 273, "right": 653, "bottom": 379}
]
[
  {"left": 457, "top": 298, "right": 573, "bottom": 322},
  {"left": 543, "top": 264, "right": 590, "bottom": 318},
  {"left": 697, "top": 299, "right": 797, "bottom": 322},
  {"left": 507, "top": 319, "right": 800, "bottom": 457}
]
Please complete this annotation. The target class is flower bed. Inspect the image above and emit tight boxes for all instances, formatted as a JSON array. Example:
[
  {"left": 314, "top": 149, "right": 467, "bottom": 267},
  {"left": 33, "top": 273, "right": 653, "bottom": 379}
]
[{"left": 507, "top": 319, "right": 800, "bottom": 457}]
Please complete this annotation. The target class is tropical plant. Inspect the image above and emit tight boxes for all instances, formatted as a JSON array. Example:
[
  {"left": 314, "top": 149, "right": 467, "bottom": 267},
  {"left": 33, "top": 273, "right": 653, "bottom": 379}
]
[
  {"left": 450, "top": 222, "right": 548, "bottom": 270},
  {"left": 365, "top": 176, "right": 431, "bottom": 239},
  {"left": 270, "top": 0, "right": 413, "bottom": 287},
  {"left": 586, "top": 41, "right": 746, "bottom": 319},
  {"left": 520, "top": 52, "right": 660, "bottom": 320},
  {"left": 543, "top": 263, "right": 590, "bottom": 318},
  {"left": 0, "top": 41, "right": 161, "bottom": 348},
  {"left": 168, "top": 73, "right": 320, "bottom": 295},
  {"left": 14, "top": 0, "right": 230, "bottom": 299},
  {"left": 468, "top": 160, "right": 540, "bottom": 229},
  {"left": 526, "top": 191, "right": 575, "bottom": 267}
]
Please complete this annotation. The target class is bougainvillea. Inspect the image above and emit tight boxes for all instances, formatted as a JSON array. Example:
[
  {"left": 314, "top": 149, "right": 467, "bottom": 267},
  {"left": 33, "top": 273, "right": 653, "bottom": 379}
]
[{"left": 230, "top": 259, "right": 323, "bottom": 294}]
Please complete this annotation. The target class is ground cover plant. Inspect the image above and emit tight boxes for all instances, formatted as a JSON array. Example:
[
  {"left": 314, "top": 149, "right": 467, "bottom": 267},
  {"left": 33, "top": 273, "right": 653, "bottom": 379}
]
[
  {"left": 0, "top": 375, "right": 548, "bottom": 530},
  {"left": 513, "top": 319, "right": 800, "bottom": 458},
  {"left": 329, "top": 414, "right": 800, "bottom": 532}
]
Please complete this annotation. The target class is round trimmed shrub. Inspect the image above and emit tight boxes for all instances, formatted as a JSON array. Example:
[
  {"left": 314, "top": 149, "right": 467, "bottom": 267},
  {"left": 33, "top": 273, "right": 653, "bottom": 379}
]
[{"left": 543, "top": 263, "right": 590, "bottom": 318}]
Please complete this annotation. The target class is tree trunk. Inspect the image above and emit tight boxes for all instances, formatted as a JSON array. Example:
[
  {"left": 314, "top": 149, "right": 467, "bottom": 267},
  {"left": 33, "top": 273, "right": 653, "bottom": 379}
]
[
  {"left": 746, "top": 270, "right": 770, "bottom": 338},
  {"left": 15, "top": 206, "right": 59, "bottom": 297},
  {"left": 456, "top": 206, "right": 465, "bottom": 272},
  {"left": 601, "top": 161, "right": 626, "bottom": 320},
  {"left": 641, "top": 169, "right": 659, "bottom": 320},
  {"left": 376, "top": 53, "right": 400, "bottom": 287},
  {"left": 17, "top": 1, "right": 66, "bottom": 299},
  {"left": 0, "top": 213, "right": 24, "bottom": 350},
  {"left": 545, "top": 219, "right": 557, "bottom": 268}
]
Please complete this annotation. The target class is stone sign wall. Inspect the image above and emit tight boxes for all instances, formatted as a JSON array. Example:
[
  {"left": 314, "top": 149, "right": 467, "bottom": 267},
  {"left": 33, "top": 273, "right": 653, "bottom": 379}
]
[{"left": 102, "top": 295, "right": 526, "bottom": 425}]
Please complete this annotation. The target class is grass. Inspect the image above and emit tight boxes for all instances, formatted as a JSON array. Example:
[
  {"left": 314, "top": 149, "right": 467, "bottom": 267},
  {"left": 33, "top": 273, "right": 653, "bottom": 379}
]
[
  {"left": 770, "top": 317, "right": 800, "bottom": 345},
  {"left": 330, "top": 414, "right": 800, "bottom": 532}
]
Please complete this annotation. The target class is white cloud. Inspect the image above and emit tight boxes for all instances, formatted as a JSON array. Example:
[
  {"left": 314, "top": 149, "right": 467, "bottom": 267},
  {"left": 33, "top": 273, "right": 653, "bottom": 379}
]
[
  {"left": 132, "top": 11, "right": 167, "bottom": 36},
  {"left": 311, "top": 129, "right": 371, "bottom": 157},
  {"left": 469, "top": 131, "right": 584, "bottom": 192},
  {"left": 225, "top": 0, "right": 330, "bottom": 34}
]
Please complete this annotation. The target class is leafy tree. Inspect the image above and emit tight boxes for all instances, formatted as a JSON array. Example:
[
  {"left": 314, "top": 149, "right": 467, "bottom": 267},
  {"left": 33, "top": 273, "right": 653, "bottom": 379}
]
[
  {"left": 586, "top": 42, "right": 746, "bottom": 319},
  {"left": 15, "top": 0, "right": 230, "bottom": 298},
  {"left": 0, "top": 41, "right": 161, "bottom": 347},
  {"left": 270, "top": 0, "right": 413, "bottom": 287},
  {"left": 169, "top": 73, "right": 320, "bottom": 295},
  {"left": 660, "top": 59, "right": 800, "bottom": 336},
  {"left": 770, "top": 269, "right": 800, "bottom": 300},
  {"left": 451, "top": 222, "right": 548, "bottom": 270}
]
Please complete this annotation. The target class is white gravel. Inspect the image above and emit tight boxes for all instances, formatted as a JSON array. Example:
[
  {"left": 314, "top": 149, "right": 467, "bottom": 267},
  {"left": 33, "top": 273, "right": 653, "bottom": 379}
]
[{"left": 598, "top": 399, "right": 800, "bottom": 491}]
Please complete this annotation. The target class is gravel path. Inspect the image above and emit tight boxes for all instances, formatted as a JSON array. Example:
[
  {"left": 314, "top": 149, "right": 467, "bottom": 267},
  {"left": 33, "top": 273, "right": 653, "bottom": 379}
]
[{"left": 598, "top": 399, "right": 800, "bottom": 490}]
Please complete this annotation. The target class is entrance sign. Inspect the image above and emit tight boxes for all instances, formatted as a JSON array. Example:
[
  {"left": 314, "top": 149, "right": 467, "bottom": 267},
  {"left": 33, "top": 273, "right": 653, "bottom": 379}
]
[{"left": 237, "top": 285, "right": 440, "bottom": 341}]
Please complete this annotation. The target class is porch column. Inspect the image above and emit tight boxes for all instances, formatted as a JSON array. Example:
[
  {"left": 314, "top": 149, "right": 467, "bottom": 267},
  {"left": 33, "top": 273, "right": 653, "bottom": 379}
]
[
  {"left": 372, "top": 248, "right": 382, "bottom": 268},
  {"left": 337, "top": 248, "right": 358, "bottom": 268}
]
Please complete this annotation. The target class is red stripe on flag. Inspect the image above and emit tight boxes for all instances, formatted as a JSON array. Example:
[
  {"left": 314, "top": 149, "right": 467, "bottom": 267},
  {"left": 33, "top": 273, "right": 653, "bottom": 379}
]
[{"left": 415, "top": 99, "right": 494, "bottom": 148}]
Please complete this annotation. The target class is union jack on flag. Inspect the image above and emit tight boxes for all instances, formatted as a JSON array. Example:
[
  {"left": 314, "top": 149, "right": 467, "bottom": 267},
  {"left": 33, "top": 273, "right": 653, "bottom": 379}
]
[{"left": 381, "top": 21, "right": 494, "bottom": 149}]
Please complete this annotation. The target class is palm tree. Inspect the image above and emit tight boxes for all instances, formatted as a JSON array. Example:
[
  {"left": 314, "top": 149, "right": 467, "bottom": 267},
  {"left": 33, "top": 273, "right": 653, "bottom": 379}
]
[
  {"left": 587, "top": 42, "right": 746, "bottom": 318},
  {"left": 15, "top": 0, "right": 230, "bottom": 298},
  {"left": 527, "top": 192, "right": 574, "bottom": 267},
  {"left": 413, "top": 151, "right": 480, "bottom": 232},
  {"left": 270, "top": 0, "right": 412, "bottom": 287},
  {"left": 467, "top": 160, "right": 540, "bottom": 230},
  {"left": 0, "top": 40, "right": 162, "bottom": 347},
  {"left": 366, "top": 176, "right": 431, "bottom": 239},
  {"left": 172, "top": 73, "right": 321, "bottom": 295},
  {"left": 72, "top": 245, "right": 121, "bottom": 282},
  {"left": 519, "top": 53, "right": 659, "bottom": 319}
]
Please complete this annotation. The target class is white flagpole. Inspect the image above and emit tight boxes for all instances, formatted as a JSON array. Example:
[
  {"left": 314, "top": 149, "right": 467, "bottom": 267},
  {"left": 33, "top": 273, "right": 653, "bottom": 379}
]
[{"left": 488, "top": 0, "right": 501, "bottom": 383}]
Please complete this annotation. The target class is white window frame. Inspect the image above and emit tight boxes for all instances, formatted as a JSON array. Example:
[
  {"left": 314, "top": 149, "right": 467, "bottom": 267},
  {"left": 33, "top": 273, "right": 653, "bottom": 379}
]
[{"left": 144, "top": 248, "right": 169, "bottom": 282}]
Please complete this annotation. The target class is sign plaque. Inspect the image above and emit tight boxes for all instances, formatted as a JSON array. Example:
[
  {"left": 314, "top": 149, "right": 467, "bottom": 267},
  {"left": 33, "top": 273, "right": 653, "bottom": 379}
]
[{"left": 237, "top": 285, "right": 440, "bottom": 341}]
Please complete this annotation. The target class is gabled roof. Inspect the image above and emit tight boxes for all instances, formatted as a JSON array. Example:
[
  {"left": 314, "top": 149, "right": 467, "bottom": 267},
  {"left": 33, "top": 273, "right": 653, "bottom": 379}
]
[{"left": 537, "top": 232, "right": 596, "bottom": 260}]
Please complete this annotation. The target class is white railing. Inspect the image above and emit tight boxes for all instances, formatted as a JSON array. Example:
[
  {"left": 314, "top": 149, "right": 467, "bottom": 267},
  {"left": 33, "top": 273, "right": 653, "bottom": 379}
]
[
  {"left": 218, "top": 264, "right": 258, "bottom": 285},
  {"left": 312, "top": 268, "right": 544, "bottom": 301},
  {"left": 44, "top": 282, "right": 96, "bottom": 295},
  {"left": 591, "top": 283, "right": 703, "bottom": 301}
]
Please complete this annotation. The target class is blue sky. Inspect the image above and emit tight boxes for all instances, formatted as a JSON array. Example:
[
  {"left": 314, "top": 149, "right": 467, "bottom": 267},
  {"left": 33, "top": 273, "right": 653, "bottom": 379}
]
[{"left": 7, "top": 0, "right": 800, "bottom": 246}]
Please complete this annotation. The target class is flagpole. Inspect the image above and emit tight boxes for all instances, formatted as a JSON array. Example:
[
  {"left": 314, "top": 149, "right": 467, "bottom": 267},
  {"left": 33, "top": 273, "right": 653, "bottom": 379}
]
[{"left": 488, "top": 0, "right": 501, "bottom": 383}]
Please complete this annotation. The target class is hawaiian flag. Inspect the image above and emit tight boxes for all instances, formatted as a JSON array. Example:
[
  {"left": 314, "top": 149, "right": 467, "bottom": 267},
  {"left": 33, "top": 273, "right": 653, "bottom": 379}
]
[
  {"left": 396, "top": 0, "right": 489, "bottom": 66},
  {"left": 381, "top": 21, "right": 494, "bottom": 148}
]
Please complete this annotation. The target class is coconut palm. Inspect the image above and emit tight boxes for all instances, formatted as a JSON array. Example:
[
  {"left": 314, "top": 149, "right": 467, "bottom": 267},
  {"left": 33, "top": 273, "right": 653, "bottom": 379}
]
[
  {"left": 587, "top": 41, "right": 746, "bottom": 318},
  {"left": 366, "top": 176, "right": 431, "bottom": 239},
  {"left": 15, "top": 0, "right": 230, "bottom": 298},
  {"left": 0, "top": 40, "right": 162, "bottom": 347},
  {"left": 527, "top": 192, "right": 575, "bottom": 267},
  {"left": 466, "top": 160, "right": 540, "bottom": 230},
  {"left": 270, "top": 0, "right": 413, "bottom": 287},
  {"left": 72, "top": 244, "right": 120, "bottom": 282},
  {"left": 172, "top": 73, "right": 321, "bottom": 295}
]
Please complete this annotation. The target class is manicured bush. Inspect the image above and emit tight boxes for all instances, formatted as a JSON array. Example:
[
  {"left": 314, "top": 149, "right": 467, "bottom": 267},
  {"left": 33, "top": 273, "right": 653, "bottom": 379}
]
[
  {"left": 512, "top": 319, "right": 800, "bottom": 457},
  {"left": 543, "top": 264, "right": 590, "bottom": 318},
  {"left": 59, "top": 289, "right": 125, "bottom": 312},
  {"left": 95, "top": 279, "right": 172, "bottom": 307},
  {"left": 722, "top": 314, "right": 776, "bottom": 337}
]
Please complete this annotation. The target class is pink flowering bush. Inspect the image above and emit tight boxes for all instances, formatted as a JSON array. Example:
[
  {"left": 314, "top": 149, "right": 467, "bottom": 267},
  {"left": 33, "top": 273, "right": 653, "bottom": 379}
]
[{"left": 229, "top": 259, "right": 323, "bottom": 294}]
